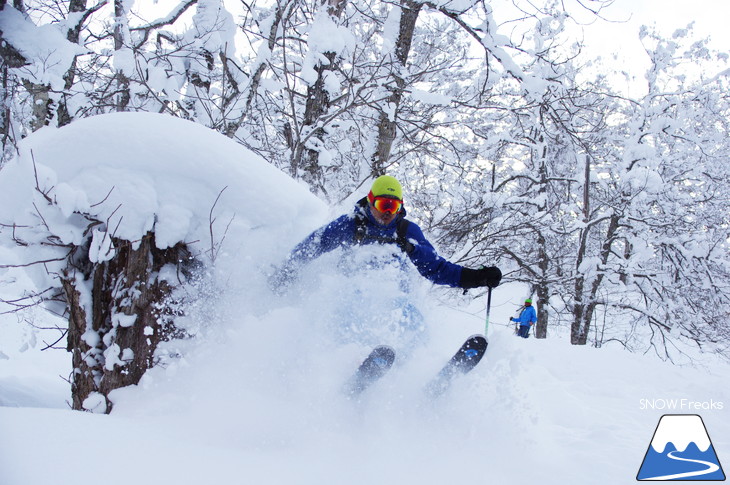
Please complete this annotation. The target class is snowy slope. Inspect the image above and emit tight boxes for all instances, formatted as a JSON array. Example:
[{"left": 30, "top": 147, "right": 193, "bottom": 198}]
[
  {"left": 1, "top": 113, "right": 728, "bottom": 485},
  {"left": 2, "top": 312, "right": 728, "bottom": 485}
]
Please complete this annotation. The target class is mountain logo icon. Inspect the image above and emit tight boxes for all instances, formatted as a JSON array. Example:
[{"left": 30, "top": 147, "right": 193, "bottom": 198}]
[{"left": 637, "top": 414, "right": 726, "bottom": 481}]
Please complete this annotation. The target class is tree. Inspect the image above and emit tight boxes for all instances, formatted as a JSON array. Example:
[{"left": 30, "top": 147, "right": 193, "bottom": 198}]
[
  {"left": 0, "top": 170, "right": 197, "bottom": 412},
  {"left": 293, "top": 0, "right": 348, "bottom": 194},
  {"left": 417, "top": 4, "right": 598, "bottom": 340},
  {"left": 63, "top": 233, "right": 193, "bottom": 412},
  {"left": 57, "top": 0, "right": 106, "bottom": 126},
  {"left": 370, "top": 0, "right": 422, "bottom": 175},
  {"left": 595, "top": 25, "right": 730, "bottom": 357},
  {"left": 0, "top": 113, "right": 255, "bottom": 413}
]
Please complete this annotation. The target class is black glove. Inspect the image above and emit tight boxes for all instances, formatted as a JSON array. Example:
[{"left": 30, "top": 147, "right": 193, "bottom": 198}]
[{"left": 459, "top": 266, "right": 502, "bottom": 289}]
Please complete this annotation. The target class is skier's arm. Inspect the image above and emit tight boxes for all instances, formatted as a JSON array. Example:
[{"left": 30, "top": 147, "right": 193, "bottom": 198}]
[
  {"left": 270, "top": 215, "right": 353, "bottom": 289},
  {"left": 405, "top": 224, "right": 463, "bottom": 286},
  {"left": 288, "top": 215, "right": 352, "bottom": 264},
  {"left": 405, "top": 224, "right": 500, "bottom": 288}
]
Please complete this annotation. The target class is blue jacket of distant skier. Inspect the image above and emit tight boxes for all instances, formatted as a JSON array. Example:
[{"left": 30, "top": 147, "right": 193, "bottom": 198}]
[
  {"left": 514, "top": 305, "right": 537, "bottom": 327},
  {"left": 283, "top": 199, "right": 463, "bottom": 287}
]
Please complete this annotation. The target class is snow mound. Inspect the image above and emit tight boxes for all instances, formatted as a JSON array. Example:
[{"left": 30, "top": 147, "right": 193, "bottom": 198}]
[{"left": 0, "top": 112, "right": 326, "bottom": 291}]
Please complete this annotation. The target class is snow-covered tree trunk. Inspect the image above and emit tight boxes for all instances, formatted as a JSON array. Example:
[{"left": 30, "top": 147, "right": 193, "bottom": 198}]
[
  {"left": 62, "top": 232, "right": 191, "bottom": 413},
  {"left": 533, "top": 141, "right": 551, "bottom": 339},
  {"left": 370, "top": 0, "right": 421, "bottom": 174},
  {"left": 113, "top": 0, "right": 131, "bottom": 111},
  {"left": 2, "top": 1, "right": 52, "bottom": 131},
  {"left": 292, "top": 0, "right": 348, "bottom": 194},
  {"left": 535, "top": 233, "right": 549, "bottom": 339},
  {"left": 1, "top": 36, "right": 24, "bottom": 161},
  {"left": 56, "top": 0, "right": 88, "bottom": 127},
  {"left": 224, "top": 1, "right": 289, "bottom": 138}
]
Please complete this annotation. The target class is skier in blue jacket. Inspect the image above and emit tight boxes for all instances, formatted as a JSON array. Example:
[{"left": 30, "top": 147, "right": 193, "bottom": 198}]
[
  {"left": 512, "top": 298, "right": 537, "bottom": 338},
  {"left": 272, "top": 175, "right": 501, "bottom": 291},
  {"left": 271, "top": 176, "right": 501, "bottom": 343}
]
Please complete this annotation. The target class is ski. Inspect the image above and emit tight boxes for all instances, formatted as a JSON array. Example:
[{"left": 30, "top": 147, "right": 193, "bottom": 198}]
[
  {"left": 425, "top": 334, "right": 488, "bottom": 398},
  {"left": 345, "top": 345, "right": 396, "bottom": 396}
]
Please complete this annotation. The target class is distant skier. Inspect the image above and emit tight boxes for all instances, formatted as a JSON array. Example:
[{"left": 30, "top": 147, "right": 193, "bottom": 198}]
[
  {"left": 511, "top": 298, "right": 537, "bottom": 338},
  {"left": 270, "top": 175, "right": 501, "bottom": 340}
]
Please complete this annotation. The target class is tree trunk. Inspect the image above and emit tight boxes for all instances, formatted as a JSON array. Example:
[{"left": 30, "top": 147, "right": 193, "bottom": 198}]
[
  {"left": 581, "top": 213, "right": 621, "bottom": 345},
  {"left": 291, "top": 0, "right": 348, "bottom": 194},
  {"left": 534, "top": 153, "right": 549, "bottom": 338},
  {"left": 535, "top": 235, "right": 549, "bottom": 339},
  {"left": 113, "top": 0, "right": 131, "bottom": 111},
  {"left": 370, "top": 0, "right": 421, "bottom": 174},
  {"left": 21, "top": 80, "right": 52, "bottom": 131},
  {"left": 57, "top": 0, "right": 88, "bottom": 127},
  {"left": 571, "top": 155, "right": 621, "bottom": 345},
  {"left": 571, "top": 155, "right": 591, "bottom": 345},
  {"left": 295, "top": 50, "right": 339, "bottom": 193},
  {"left": 5, "top": 4, "right": 50, "bottom": 129},
  {"left": 63, "top": 232, "right": 191, "bottom": 413},
  {"left": 571, "top": 285, "right": 587, "bottom": 344},
  {"left": 226, "top": 1, "right": 290, "bottom": 138}
]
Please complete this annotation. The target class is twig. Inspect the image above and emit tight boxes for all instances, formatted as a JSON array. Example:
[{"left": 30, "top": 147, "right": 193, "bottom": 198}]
[
  {"left": 0, "top": 256, "right": 66, "bottom": 269},
  {"left": 41, "top": 329, "right": 69, "bottom": 351},
  {"left": 208, "top": 186, "right": 230, "bottom": 262},
  {"left": 32, "top": 202, "right": 50, "bottom": 231},
  {"left": 90, "top": 186, "right": 116, "bottom": 208},
  {"left": 30, "top": 150, "right": 53, "bottom": 203}
]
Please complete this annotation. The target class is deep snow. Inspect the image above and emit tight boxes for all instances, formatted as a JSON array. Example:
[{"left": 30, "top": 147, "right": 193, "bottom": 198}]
[{"left": 1, "top": 113, "right": 728, "bottom": 485}]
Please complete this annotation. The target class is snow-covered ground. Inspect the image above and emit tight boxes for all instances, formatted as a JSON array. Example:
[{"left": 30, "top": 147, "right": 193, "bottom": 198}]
[
  {"left": 2, "top": 301, "right": 728, "bottom": 484},
  {"left": 1, "top": 113, "right": 727, "bottom": 484}
]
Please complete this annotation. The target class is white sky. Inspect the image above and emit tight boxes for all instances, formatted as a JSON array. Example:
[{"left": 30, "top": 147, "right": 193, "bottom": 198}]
[
  {"left": 570, "top": 0, "right": 729, "bottom": 93},
  {"left": 484, "top": 0, "right": 728, "bottom": 95},
  {"left": 596, "top": 0, "right": 728, "bottom": 43}
]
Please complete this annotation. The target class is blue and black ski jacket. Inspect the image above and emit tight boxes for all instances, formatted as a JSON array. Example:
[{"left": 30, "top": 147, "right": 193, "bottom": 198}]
[
  {"left": 283, "top": 198, "right": 463, "bottom": 287},
  {"left": 513, "top": 305, "right": 537, "bottom": 327}
]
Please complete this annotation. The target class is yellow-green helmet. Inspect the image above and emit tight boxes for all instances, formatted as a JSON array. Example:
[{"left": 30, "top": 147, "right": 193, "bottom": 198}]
[{"left": 369, "top": 175, "right": 403, "bottom": 200}]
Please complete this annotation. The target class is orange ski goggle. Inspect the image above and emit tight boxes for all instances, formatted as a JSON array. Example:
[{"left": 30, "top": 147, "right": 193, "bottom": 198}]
[{"left": 368, "top": 194, "right": 403, "bottom": 214}]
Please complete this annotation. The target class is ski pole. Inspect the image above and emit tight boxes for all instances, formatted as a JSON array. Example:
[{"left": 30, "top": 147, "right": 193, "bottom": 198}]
[
  {"left": 513, "top": 305, "right": 523, "bottom": 334},
  {"left": 484, "top": 286, "right": 493, "bottom": 339}
]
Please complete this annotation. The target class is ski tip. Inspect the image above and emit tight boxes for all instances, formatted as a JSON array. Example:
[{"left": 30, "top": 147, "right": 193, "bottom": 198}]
[
  {"left": 467, "top": 334, "right": 488, "bottom": 344},
  {"left": 465, "top": 335, "right": 488, "bottom": 354},
  {"left": 373, "top": 344, "right": 396, "bottom": 352}
]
